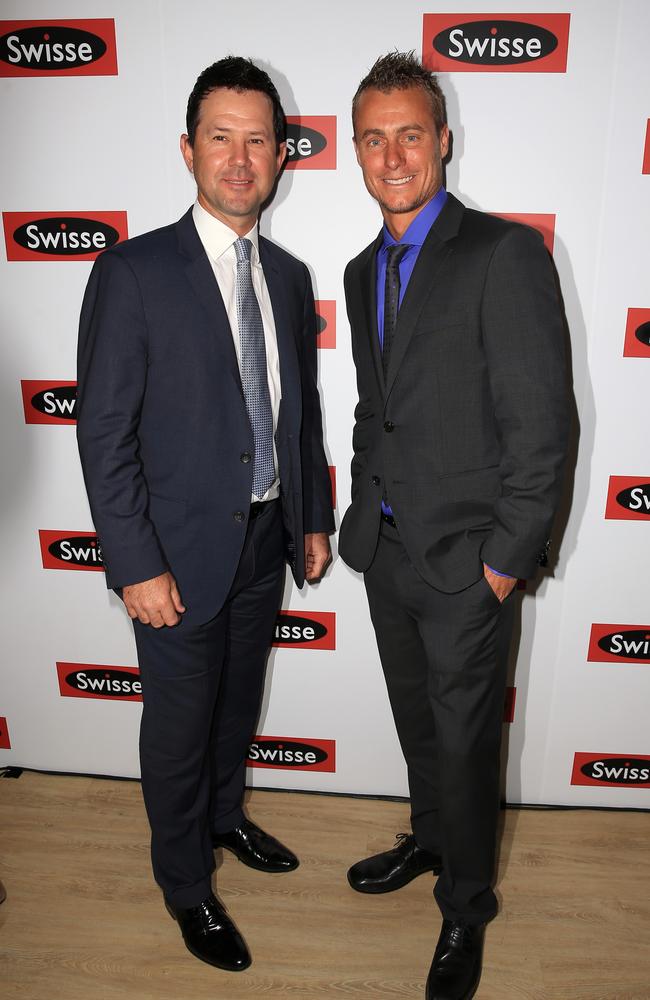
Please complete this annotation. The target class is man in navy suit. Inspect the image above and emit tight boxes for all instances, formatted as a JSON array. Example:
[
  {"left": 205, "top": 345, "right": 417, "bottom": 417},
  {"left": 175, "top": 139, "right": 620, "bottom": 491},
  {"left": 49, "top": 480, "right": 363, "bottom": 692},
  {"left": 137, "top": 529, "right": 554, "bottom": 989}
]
[{"left": 77, "top": 56, "right": 333, "bottom": 971}]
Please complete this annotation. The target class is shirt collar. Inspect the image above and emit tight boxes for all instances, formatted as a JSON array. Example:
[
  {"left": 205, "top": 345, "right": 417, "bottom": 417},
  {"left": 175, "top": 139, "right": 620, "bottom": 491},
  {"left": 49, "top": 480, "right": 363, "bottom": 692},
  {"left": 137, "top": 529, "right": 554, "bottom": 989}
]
[
  {"left": 192, "top": 200, "right": 260, "bottom": 264},
  {"left": 381, "top": 186, "right": 447, "bottom": 251}
]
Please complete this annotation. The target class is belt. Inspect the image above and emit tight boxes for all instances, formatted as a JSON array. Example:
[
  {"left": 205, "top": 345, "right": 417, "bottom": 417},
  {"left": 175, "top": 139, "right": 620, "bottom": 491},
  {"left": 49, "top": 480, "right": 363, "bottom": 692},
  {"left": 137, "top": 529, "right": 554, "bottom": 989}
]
[{"left": 381, "top": 511, "right": 397, "bottom": 528}]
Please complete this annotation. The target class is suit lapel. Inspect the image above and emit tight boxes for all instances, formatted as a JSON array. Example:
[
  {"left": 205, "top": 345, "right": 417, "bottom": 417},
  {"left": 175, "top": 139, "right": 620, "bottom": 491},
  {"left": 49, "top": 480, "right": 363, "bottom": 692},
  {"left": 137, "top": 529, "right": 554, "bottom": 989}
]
[
  {"left": 175, "top": 209, "right": 241, "bottom": 386},
  {"left": 259, "top": 238, "right": 300, "bottom": 410},
  {"left": 384, "top": 194, "right": 465, "bottom": 398},
  {"left": 358, "top": 232, "right": 384, "bottom": 392}
]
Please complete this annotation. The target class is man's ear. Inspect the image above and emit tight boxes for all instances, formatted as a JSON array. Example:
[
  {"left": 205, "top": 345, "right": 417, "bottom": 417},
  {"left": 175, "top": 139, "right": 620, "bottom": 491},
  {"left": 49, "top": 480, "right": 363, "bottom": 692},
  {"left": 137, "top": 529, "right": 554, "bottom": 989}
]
[{"left": 180, "top": 133, "right": 193, "bottom": 173}]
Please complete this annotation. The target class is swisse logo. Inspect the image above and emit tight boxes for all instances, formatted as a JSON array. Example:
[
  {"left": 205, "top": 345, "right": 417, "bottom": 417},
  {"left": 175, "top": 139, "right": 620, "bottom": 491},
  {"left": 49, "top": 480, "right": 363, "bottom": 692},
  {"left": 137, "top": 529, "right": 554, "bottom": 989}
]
[
  {"left": 623, "top": 308, "right": 650, "bottom": 358},
  {"left": 571, "top": 752, "right": 650, "bottom": 788},
  {"left": 0, "top": 19, "right": 117, "bottom": 77},
  {"left": 491, "top": 213, "right": 555, "bottom": 255},
  {"left": 272, "top": 610, "right": 335, "bottom": 650},
  {"left": 315, "top": 299, "right": 336, "bottom": 349},
  {"left": 328, "top": 466, "right": 337, "bottom": 509},
  {"left": 247, "top": 736, "right": 336, "bottom": 772},
  {"left": 57, "top": 662, "right": 142, "bottom": 702},
  {"left": 285, "top": 117, "right": 337, "bottom": 170},
  {"left": 39, "top": 530, "right": 103, "bottom": 572},
  {"left": 21, "top": 380, "right": 77, "bottom": 424},
  {"left": 423, "top": 13, "right": 570, "bottom": 73},
  {"left": 605, "top": 477, "right": 650, "bottom": 520},
  {"left": 588, "top": 624, "right": 650, "bottom": 664},
  {"left": 0, "top": 716, "right": 10, "bottom": 750},
  {"left": 4, "top": 212, "right": 128, "bottom": 261}
]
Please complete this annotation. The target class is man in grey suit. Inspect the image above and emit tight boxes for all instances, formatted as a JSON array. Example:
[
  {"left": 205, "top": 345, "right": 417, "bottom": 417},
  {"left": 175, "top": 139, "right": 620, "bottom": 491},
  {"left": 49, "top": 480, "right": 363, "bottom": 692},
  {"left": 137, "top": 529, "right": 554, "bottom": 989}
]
[
  {"left": 339, "top": 52, "right": 568, "bottom": 1000},
  {"left": 77, "top": 57, "right": 333, "bottom": 972}
]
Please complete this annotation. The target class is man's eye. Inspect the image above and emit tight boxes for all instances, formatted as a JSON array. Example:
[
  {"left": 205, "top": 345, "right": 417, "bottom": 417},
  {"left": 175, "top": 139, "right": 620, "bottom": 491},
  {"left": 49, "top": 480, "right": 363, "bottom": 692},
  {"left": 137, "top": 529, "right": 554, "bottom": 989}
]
[{"left": 212, "top": 134, "right": 227, "bottom": 141}]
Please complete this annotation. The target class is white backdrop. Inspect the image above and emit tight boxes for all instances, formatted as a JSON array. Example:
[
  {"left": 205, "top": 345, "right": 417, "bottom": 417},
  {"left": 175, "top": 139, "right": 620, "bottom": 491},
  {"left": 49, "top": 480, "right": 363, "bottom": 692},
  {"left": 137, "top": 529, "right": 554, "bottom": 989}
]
[{"left": 1, "top": 0, "right": 649, "bottom": 808}]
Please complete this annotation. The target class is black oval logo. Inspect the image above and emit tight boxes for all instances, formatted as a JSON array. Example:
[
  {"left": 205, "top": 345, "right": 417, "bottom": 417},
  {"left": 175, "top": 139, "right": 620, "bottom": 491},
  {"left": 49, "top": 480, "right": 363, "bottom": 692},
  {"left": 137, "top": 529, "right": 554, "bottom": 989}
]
[
  {"left": 273, "top": 613, "right": 327, "bottom": 643},
  {"left": 635, "top": 321, "right": 650, "bottom": 347},
  {"left": 0, "top": 26, "right": 106, "bottom": 69},
  {"left": 13, "top": 217, "right": 119, "bottom": 256},
  {"left": 49, "top": 536, "right": 103, "bottom": 567},
  {"left": 433, "top": 20, "right": 558, "bottom": 65},
  {"left": 616, "top": 484, "right": 650, "bottom": 515},
  {"left": 285, "top": 123, "right": 327, "bottom": 162},
  {"left": 316, "top": 313, "right": 327, "bottom": 335},
  {"left": 597, "top": 630, "right": 650, "bottom": 660},
  {"left": 581, "top": 758, "right": 650, "bottom": 783},
  {"left": 247, "top": 739, "right": 327, "bottom": 766},
  {"left": 65, "top": 668, "right": 141, "bottom": 696},
  {"left": 31, "top": 385, "right": 77, "bottom": 419}
]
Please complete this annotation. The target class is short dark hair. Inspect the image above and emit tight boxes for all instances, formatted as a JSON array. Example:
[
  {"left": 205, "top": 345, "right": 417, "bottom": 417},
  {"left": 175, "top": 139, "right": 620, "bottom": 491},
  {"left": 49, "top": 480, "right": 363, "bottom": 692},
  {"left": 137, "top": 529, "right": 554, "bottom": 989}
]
[
  {"left": 352, "top": 51, "right": 447, "bottom": 137},
  {"left": 186, "top": 56, "right": 286, "bottom": 149}
]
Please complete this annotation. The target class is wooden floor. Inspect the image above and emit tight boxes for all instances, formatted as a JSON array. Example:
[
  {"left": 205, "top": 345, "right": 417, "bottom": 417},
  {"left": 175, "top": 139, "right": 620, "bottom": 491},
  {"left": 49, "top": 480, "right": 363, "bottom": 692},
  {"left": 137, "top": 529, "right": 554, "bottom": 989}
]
[{"left": 0, "top": 772, "right": 648, "bottom": 1000}]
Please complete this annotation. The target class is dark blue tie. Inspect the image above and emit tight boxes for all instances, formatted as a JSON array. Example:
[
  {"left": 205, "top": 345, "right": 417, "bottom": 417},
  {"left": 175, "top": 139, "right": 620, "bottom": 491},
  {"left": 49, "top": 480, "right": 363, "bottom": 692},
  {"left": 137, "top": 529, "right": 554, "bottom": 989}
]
[
  {"left": 382, "top": 244, "right": 409, "bottom": 380},
  {"left": 234, "top": 237, "right": 275, "bottom": 498}
]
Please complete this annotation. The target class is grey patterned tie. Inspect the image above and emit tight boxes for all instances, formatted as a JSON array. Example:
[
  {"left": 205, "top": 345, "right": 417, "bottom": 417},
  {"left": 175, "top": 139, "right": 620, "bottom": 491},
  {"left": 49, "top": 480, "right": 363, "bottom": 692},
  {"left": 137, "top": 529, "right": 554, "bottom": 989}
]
[
  {"left": 382, "top": 243, "right": 410, "bottom": 380},
  {"left": 234, "top": 237, "right": 275, "bottom": 498}
]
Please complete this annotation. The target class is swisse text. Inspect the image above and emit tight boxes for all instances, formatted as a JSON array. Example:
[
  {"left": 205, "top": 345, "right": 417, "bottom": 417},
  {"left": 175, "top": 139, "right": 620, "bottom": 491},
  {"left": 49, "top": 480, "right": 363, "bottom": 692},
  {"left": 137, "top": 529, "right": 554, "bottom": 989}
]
[
  {"left": 272, "top": 611, "right": 335, "bottom": 649},
  {"left": 285, "top": 123, "right": 327, "bottom": 162},
  {"left": 248, "top": 741, "right": 326, "bottom": 766},
  {"left": 617, "top": 484, "right": 650, "bottom": 513},
  {"left": 49, "top": 537, "right": 103, "bottom": 567},
  {"left": 582, "top": 759, "right": 650, "bottom": 784},
  {"left": 436, "top": 20, "right": 557, "bottom": 64},
  {"left": 33, "top": 386, "right": 77, "bottom": 418},
  {"left": 14, "top": 218, "right": 117, "bottom": 255},
  {"left": 1, "top": 27, "right": 102, "bottom": 68},
  {"left": 57, "top": 662, "right": 143, "bottom": 701},
  {"left": 599, "top": 630, "right": 650, "bottom": 660}
]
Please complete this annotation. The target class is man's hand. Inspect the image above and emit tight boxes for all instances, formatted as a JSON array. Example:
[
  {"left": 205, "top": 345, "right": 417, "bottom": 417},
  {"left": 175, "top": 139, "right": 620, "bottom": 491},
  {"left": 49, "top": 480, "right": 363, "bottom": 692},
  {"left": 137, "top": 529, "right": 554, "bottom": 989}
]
[
  {"left": 122, "top": 571, "right": 186, "bottom": 628},
  {"left": 483, "top": 563, "right": 517, "bottom": 603},
  {"left": 304, "top": 532, "right": 332, "bottom": 582}
]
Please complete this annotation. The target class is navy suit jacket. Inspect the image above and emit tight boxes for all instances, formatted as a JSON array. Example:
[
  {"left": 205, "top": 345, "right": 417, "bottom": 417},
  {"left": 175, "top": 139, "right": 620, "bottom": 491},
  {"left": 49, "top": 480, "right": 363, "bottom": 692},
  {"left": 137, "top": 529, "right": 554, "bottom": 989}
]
[
  {"left": 339, "top": 193, "right": 569, "bottom": 590},
  {"left": 77, "top": 208, "right": 334, "bottom": 624}
]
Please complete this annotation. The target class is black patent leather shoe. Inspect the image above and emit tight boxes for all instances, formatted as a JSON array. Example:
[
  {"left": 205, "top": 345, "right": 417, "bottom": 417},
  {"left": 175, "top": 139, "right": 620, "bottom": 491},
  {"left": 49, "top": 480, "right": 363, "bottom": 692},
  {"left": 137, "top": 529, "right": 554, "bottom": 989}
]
[
  {"left": 426, "top": 920, "right": 485, "bottom": 1000},
  {"left": 347, "top": 833, "right": 442, "bottom": 893},
  {"left": 167, "top": 893, "right": 251, "bottom": 971},
  {"left": 212, "top": 818, "right": 299, "bottom": 873}
]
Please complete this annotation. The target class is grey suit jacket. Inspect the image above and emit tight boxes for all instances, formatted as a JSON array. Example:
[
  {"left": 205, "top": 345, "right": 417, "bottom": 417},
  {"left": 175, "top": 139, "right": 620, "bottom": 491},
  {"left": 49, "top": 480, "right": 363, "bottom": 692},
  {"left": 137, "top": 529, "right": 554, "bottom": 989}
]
[{"left": 339, "top": 193, "right": 569, "bottom": 591}]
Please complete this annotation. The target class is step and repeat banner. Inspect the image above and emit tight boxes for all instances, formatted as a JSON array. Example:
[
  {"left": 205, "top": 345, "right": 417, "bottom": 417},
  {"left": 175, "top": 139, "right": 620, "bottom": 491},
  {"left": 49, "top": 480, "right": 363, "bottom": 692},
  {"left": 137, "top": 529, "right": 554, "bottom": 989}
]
[{"left": 1, "top": 0, "right": 649, "bottom": 807}]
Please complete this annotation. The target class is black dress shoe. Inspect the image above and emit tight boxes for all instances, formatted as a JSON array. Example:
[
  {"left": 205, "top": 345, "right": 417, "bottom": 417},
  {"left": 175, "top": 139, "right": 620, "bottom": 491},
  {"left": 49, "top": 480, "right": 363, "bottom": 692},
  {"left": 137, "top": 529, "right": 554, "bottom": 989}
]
[
  {"left": 167, "top": 893, "right": 251, "bottom": 971},
  {"left": 347, "top": 833, "right": 442, "bottom": 893},
  {"left": 426, "top": 920, "right": 485, "bottom": 1000},
  {"left": 212, "top": 818, "right": 299, "bottom": 873}
]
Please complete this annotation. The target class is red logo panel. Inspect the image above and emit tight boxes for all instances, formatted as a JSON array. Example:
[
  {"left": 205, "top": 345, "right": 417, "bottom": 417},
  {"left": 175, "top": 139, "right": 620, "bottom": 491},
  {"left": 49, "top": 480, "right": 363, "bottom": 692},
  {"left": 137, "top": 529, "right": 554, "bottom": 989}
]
[
  {"left": 623, "top": 308, "right": 650, "bottom": 358},
  {"left": 272, "top": 611, "right": 336, "bottom": 650},
  {"left": 248, "top": 736, "right": 336, "bottom": 772},
  {"left": 503, "top": 686, "right": 516, "bottom": 723},
  {"left": 0, "top": 19, "right": 118, "bottom": 77},
  {"left": 39, "top": 530, "right": 104, "bottom": 572},
  {"left": 423, "top": 13, "right": 570, "bottom": 73},
  {"left": 4, "top": 211, "right": 128, "bottom": 261},
  {"left": 56, "top": 662, "right": 142, "bottom": 702},
  {"left": 315, "top": 299, "right": 336, "bottom": 349},
  {"left": 643, "top": 120, "right": 650, "bottom": 175},
  {"left": 285, "top": 116, "right": 337, "bottom": 170},
  {"left": 605, "top": 476, "right": 650, "bottom": 520},
  {"left": 588, "top": 624, "right": 650, "bottom": 664},
  {"left": 491, "top": 212, "right": 555, "bottom": 254},
  {"left": 21, "top": 380, "right": 77, "bottom": 424},
  {"left": 329, "top": 466, "right": 336, "bottom": 509},
  {"left": 0, "top": 717, "right": 10, "bottom": 750},
  {"left": 571, "top": 752, "right": 650, "bottom": 788}
]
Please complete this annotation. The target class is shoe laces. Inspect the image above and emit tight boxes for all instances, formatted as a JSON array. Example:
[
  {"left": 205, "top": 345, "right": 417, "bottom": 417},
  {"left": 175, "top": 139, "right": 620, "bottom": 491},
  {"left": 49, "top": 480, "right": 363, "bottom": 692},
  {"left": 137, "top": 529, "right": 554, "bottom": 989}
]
[{"left": 394, "top": 832, "right": 414, "bottom": 847}]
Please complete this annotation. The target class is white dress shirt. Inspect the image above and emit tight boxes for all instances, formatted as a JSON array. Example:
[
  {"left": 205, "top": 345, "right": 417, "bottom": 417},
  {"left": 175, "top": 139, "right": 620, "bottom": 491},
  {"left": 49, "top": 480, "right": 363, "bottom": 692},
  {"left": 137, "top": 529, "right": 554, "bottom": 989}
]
[{"left": 192, "top": 200, "right": 281, "bottom": 502}]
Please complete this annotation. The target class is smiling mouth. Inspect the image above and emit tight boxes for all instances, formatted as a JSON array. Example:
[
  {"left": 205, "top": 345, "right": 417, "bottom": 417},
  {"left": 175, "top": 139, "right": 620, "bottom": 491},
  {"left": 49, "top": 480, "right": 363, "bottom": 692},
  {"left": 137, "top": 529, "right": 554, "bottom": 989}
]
[
  {"left": 383, "top": 175, "right": 415, "bottom": 186},
  {"left": 224, "top": 177, "right": 254, "bottom": 186}
]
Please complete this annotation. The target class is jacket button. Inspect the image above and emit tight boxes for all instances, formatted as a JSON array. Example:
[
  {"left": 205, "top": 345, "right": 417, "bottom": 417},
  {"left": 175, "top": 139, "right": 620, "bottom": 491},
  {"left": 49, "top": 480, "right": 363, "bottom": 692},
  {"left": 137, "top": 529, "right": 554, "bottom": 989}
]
[
  {"left": 240, "top": 452, "right": 252, "bottom": 463},
  {"left": 233, "top": 511, "right": 245, "bottom": 522},
  {"left": 371, "top": 475, "right": 380, "bottom": 486},
  {"left": 383, "top": 421, "right": 394, "bottom": 433}
]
